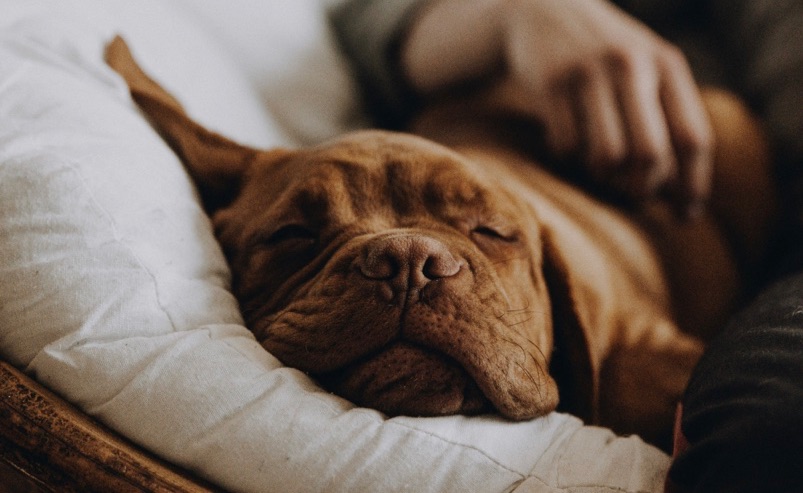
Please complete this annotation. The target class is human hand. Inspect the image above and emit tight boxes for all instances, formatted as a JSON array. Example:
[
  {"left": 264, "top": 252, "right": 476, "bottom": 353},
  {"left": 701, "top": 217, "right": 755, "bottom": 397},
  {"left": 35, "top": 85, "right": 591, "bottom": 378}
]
[
  {"left": 497, "top": 0, "right": 713, "bottom": 215},
  {"left": 402, "top": 0, "right": 714, "bottom": 216}
]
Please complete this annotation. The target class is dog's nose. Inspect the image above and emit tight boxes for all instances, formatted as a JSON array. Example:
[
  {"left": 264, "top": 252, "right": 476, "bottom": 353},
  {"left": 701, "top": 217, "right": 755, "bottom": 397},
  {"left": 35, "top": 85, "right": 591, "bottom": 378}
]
[{"left": 357, "top": 234, "right": 462, "bottom": 295}]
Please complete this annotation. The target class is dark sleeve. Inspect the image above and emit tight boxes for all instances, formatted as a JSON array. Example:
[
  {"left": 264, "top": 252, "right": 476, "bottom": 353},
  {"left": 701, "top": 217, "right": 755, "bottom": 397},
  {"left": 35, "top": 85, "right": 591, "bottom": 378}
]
[
  {"left": 328, "top": 0, "right": 431, "bottom": 128},
  {"left": 709, "top": 0, "right": 803, "bottom": 174},
  {"left": 708, "top": 0, "right": 803, "bottom": 273},
  {"left": 668, "top": 272, "right": 803, "bottom": 492}
]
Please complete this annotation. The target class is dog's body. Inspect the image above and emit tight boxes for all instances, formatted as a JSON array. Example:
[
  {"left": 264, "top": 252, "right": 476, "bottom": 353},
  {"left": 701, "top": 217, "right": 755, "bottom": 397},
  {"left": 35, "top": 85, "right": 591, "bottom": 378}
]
[{"left": 106, "top": 37, "right": 775, "bottom": 445}]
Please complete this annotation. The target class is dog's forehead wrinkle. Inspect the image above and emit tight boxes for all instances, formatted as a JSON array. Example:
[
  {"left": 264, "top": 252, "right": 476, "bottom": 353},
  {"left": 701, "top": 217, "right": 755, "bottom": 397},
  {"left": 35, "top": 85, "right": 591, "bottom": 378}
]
[
  {"left": 426, "top": 176, "right": 487, "bottom": 209},
  {"left": 310, "top": 132, "right": 495, "bottom": 220},
  {"left": 381, "top": 156, "right": 494, "bottom": 224},
  {"left": 384, "top": 159, "right": 422, "bottom": 216},
  {"left": 312, "top": 132, "right": 405, "bottom": 169},
  {"left": 267, "top": 161, "right": 374, "bottom": 230}
]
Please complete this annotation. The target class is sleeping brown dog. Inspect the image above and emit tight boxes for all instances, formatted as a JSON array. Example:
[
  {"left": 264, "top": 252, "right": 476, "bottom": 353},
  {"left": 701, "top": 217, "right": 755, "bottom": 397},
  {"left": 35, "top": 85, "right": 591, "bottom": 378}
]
[{"left": 105, "top": 36, "right": 775, "bottom": 445}]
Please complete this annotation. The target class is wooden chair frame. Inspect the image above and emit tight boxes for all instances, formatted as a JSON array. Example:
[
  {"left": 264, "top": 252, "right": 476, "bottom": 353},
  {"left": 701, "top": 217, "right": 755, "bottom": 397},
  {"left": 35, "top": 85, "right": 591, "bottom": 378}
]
[{"left": 0, "top": 361, "right": 221, "bottom": 492}]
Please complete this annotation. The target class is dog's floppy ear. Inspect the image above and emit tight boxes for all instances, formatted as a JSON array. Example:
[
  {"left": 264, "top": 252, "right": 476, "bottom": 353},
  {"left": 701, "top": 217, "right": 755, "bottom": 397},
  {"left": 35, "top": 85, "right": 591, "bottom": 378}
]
[
  {"left": 105, "top": 35, "right": 265, "bottom": 211},
  {"left": 540, "top": 227, "right": 601, "bottom": 425}
]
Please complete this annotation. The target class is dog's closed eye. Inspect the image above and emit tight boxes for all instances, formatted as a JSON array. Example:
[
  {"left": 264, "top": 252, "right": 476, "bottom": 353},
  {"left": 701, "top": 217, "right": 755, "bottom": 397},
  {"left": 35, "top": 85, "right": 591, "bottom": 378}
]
[
  {"left": 471, "top": 225, "right": 518, "bottom": 243},
  {"left": 467, "top": 222, "right": 522, "bottom": 259},
  {"left": 263, "top": 224, "right": 318, "bottom": 246}
]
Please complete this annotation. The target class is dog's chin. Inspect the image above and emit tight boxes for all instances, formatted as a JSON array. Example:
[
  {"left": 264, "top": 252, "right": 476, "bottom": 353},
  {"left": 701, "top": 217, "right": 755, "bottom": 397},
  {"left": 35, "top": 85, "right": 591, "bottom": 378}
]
[{"left": 318, "top": 342, "right": 492, "bottom": 417}]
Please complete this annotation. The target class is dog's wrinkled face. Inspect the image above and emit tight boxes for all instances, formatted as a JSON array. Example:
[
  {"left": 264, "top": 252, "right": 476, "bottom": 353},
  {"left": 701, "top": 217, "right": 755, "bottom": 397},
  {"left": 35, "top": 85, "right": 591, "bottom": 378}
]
[
  {"left": 108, "top": 37, "right": 769, "bottom": 444},
  {"left": 213, "top": 130, "right": 558, "bottom": 419}
]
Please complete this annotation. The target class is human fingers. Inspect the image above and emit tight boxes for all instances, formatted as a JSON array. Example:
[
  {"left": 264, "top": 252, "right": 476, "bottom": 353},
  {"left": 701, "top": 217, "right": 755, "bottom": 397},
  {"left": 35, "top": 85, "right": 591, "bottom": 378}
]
[
  {"left": 613, "top": 49, "right": 677, "bottom": 199},
  {"left": 574, "top": 64, "right": 628, "bottom": 186},
  {"left": 543, "top": 89, "right": 580, "bottom": 159},
  {"left": 659, "top": 47, "right": 715, "bottom": 218}
]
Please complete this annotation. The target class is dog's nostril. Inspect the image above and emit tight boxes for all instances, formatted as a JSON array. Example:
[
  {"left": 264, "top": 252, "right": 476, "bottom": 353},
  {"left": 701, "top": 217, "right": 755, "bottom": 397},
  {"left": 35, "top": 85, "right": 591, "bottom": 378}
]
[
  {"left": 358, "top": 234, "right": 461, "bottom": 285},
  {"left": 422, "top": 254, "right": 461, "bottom": 280}
]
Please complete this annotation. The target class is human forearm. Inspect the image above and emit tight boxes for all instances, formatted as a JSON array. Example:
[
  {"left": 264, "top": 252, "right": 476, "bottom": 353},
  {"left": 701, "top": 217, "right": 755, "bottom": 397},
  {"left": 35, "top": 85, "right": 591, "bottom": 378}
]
[{"left": 400, "top": 0, "right": 505, "bottom": 94}]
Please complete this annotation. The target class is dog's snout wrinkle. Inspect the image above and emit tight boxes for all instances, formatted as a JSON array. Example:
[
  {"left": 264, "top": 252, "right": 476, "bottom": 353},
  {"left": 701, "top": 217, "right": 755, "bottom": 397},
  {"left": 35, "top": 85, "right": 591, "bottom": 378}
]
[{"left": 357, "top": 234, "right": 462, "bottom": 303}]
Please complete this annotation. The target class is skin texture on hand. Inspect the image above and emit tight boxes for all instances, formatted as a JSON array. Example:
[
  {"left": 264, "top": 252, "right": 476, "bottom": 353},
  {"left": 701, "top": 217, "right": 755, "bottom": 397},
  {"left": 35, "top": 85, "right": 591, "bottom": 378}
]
[{"left": 401, "top": 0, "right": 714, "bottom": 217}]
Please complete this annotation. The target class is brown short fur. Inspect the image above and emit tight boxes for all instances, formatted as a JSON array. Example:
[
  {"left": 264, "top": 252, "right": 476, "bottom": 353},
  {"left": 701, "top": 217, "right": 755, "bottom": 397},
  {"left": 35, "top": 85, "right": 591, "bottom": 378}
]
[{"left": 105, "top": 36, "right": 775, "bottom": 447}]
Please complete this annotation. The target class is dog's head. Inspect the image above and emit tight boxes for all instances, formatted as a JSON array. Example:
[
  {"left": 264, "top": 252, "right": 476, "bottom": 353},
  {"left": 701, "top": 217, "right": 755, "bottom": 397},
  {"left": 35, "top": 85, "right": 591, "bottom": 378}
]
[
  {"left": 212, "top": 130, "right": 560, "bottom": 419},
  {"left": 106, "top": 36, "right": 604, "bottom": 421}
]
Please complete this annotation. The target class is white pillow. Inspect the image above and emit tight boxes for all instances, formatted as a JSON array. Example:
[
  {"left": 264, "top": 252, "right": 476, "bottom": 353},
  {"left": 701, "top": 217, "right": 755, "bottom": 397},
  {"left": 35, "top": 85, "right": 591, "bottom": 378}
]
[
  {"left": 166, "top": 0, "right": 369, "bottom": 146},
  {"left": 0, "top": 1, "right": 671, "bottom": 492}
]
